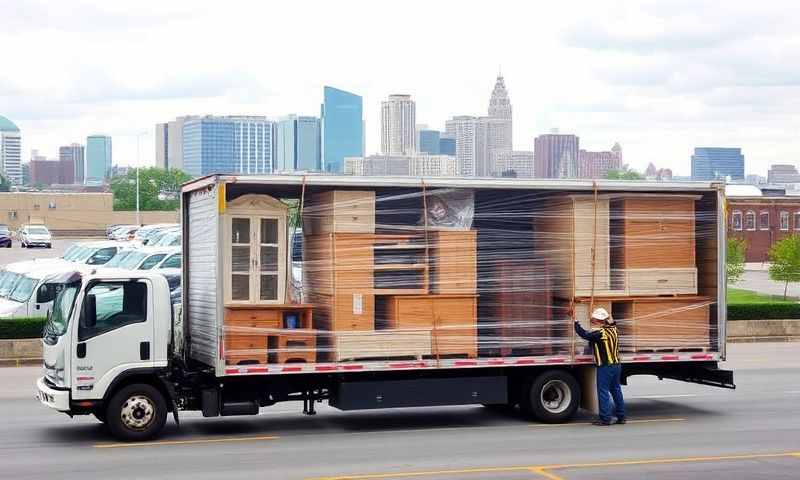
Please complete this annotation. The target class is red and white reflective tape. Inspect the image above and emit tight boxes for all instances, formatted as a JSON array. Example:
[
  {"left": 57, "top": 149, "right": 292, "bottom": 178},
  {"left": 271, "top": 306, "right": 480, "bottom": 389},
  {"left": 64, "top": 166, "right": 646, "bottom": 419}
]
[{"left": 221, "top": 352, "right": 721, "bottom": 376}]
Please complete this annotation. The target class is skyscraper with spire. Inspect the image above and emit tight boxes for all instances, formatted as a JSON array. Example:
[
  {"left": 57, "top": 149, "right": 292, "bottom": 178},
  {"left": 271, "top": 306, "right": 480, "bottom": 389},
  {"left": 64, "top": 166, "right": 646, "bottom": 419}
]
[{"left": 484, "top": 74, "right": 513, "bottom": 176}]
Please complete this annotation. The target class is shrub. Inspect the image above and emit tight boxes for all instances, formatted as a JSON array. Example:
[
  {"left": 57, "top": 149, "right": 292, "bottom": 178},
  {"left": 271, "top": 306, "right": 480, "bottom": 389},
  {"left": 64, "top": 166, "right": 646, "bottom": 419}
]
[
  {"left": 0, "top": 317, "right": 46, "bottom": 339},
  {"left": 727, "top": 303, "right": 800, "bottom": 320}
]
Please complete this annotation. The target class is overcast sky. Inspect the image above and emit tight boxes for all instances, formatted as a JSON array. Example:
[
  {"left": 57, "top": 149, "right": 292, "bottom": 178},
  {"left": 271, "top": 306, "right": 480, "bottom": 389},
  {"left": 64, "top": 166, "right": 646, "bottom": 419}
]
[{"left": 2, "top": 0, "right": 798, "bottom": 176}]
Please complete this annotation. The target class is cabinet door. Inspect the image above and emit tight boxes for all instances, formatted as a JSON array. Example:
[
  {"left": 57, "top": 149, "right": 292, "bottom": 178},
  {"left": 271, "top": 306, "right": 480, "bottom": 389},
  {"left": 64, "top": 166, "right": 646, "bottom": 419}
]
[
  {"left": 256, "top": 217, "right": 283, "bottom": 303},
  {"left": 227, "top": 216, "right": 254, "bottom": 303}
]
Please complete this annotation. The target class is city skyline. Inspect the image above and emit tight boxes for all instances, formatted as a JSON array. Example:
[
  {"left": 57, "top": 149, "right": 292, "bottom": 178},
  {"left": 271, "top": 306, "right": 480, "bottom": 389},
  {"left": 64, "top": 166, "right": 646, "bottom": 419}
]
[{"left": 4, "top": 1, "right": 797, "bottom": 177}]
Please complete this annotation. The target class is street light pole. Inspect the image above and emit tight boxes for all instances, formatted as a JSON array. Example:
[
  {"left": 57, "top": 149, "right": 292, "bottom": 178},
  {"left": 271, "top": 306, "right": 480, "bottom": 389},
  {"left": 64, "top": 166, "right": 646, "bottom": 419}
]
[{"left": 135, "top": 130, "right": 147, "bottom": 226}]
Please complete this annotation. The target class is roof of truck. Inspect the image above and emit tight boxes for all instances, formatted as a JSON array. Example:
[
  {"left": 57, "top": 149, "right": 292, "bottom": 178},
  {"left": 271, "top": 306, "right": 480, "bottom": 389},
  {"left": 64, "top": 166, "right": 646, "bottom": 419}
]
[{"left": 182, "top": 173, "right": 725, "bottom": 194}]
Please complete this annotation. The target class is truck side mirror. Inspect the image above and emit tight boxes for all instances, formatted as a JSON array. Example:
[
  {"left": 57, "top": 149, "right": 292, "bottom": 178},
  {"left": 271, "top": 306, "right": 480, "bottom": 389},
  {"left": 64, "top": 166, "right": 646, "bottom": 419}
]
[
  {"left": 36, "top": 284, "right": 55, "bottom": 303},
  {"left": 83, "top": 294, "right": 97, "bottom": 328}
]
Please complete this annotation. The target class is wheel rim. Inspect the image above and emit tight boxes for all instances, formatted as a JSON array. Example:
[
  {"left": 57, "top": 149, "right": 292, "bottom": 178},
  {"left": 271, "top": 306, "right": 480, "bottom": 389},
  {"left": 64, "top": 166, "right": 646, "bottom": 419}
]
[
  {"left": 540, "top": 379, "right": 571, "bottom": 414},
  {"left": 120, "top": 394, "right": 156, "bottom": 430}
]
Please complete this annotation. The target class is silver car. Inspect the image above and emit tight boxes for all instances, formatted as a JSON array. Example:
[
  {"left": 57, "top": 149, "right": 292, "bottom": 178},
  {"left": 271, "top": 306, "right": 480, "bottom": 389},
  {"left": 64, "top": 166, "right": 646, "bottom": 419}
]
[{"left": 19, "top": 225, "right": 52, "bottom": 248}]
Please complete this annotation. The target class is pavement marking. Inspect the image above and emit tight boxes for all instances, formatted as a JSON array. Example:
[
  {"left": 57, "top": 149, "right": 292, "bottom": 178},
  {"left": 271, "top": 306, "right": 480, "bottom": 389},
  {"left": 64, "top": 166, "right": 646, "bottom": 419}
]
[
  {"left": 94, "top": 434, "right": 280, "bottom": 449},
  {"left": 306, "top": 451, "right": 800, "bottom": 480},
  {"left": 529, "top": 417, "right": 685, "bottom": 427}
]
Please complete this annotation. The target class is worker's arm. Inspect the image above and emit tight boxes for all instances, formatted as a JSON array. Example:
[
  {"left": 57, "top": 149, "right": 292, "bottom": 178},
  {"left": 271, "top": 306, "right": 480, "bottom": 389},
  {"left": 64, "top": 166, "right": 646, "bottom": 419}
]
[{"left": 574, "top": 321, "right": 602, "bottom": 341}]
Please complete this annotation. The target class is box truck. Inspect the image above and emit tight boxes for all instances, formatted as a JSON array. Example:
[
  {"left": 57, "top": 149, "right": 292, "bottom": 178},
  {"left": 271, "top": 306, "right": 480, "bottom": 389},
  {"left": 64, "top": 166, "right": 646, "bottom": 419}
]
[{"left": 36, "top": 175, "right": 734, "bottom": 441}]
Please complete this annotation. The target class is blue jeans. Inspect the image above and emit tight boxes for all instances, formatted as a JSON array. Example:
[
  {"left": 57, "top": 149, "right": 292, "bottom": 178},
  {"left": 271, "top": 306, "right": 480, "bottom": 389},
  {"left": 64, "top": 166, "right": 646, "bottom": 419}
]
[{"left": 597, "top": 364, "right": 625, "bottom": 422}]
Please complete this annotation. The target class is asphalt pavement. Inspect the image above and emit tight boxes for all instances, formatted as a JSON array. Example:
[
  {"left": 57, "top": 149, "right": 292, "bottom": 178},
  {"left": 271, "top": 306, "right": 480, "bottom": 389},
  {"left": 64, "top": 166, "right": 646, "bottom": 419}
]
[
  {"left": 0, "top": 238, "right": 95, "bottom": 266},
  {"left": 1, "top": 342, "right": 799, "bottom": 479}
]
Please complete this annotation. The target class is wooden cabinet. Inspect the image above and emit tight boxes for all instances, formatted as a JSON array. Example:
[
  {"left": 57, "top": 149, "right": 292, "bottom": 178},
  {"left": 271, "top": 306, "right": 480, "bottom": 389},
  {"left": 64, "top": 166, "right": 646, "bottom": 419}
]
[
  {"left": 223, "top": 194, "right": 288, "bottom": 304},
  {"left": 384, "top": 294, "right": 478, "bottom": 358},
  {"left": 429, "top": 230, "right": 477, "bottom": 294},
  {"left": 303, "top": 190, "right": 376, "bottom": 234},
  {"left": 223, "top": 305, "right": 315, "bottom": 365}
]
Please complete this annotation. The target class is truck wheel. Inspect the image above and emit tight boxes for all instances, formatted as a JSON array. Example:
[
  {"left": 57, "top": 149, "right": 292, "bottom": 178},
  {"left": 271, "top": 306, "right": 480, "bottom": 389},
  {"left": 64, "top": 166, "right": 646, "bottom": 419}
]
[
  {"left": 521, "top": 370, "right": 580, "bottom": 423},
  {"left": 106, "top": 383, "right": 167, "bottom": 441},
  {"left": 93, "top": 410, "right": 107, "bottom": 423}
]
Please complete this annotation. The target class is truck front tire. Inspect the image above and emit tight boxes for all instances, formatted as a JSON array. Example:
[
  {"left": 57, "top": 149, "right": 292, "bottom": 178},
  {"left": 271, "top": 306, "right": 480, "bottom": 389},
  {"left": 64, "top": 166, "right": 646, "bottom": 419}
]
[
  {"left": 520, "top": 370, "right": 580, "bottom": 423},
  {"left": 106, "top": 383, "right": 167, "bottom": 441}
]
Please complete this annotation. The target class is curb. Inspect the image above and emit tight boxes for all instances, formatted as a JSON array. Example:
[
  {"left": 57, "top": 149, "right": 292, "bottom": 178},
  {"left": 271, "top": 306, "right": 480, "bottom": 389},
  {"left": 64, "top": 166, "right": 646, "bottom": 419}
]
[
  {"left": 727, "top": 336, "right": 800, "bottom": 343},
  {"left": 0, "top": 358, "right": 42, "bottom": 367}
]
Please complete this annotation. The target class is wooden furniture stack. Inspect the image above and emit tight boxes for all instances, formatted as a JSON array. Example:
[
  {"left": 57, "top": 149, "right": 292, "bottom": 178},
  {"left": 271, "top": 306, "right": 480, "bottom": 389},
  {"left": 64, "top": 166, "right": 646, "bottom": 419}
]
[
  {"left": 223, "top": 304, "right": 316, "bottom": 365},
  {"left": 303, "top": 190, "right": 480, "bottom": 361},
  {"left": 538, "top": 194, "right": 712, "bottom": 353}
]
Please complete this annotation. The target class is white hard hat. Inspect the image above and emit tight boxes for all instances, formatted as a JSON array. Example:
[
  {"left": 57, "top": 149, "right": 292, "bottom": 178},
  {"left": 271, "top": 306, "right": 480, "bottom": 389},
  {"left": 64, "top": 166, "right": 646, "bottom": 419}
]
[{"left": 591, "top": 307, "right": 610, "bottom": 321}]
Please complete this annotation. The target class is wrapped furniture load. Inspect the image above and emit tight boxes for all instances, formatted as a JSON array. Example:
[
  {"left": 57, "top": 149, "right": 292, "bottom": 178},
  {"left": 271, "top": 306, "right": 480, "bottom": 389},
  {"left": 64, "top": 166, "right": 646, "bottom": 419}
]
[{"left": 182, "top": 177, "right": 723, "bottom": 374}]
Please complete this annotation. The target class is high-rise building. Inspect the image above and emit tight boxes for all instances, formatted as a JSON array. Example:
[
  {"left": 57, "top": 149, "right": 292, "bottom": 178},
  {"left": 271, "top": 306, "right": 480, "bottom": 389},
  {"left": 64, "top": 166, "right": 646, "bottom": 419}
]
[
  {"left": 182, "top": 116, "right": 275, "bottom": 176},
  {"left": 0, "top": 115, "right": 22, "bottom": 185},
  {"left": 494, "top": 151, "right": 534, "bottom": 178},
  {"left": 577, "top": 143, "right": 622, "bottom": 179},
  {"left": 381, "top": 94, "right": 416, "bottom": 155},
  {"left": 485, "top": 75, "right": 513, "bottom": 175},
  {"left": 767, "top": 164, "right": 800, "bottom": 185},
  {"left": 155, "top": 116, "right": 196, "bottom": 171},
  {"left": 418, "top": 129, "right": 441, "bottom": 155},
  {"left": 30, "top": 157, "right": 61, "bottom": 186},
  {"left": 439, "top": 137, "right": 456, "bottom": 156},
  {"left": 534, "top": 132, "right": 579, "bottom": 178},
  {"left": 321, "top": 86, "right": 363, "bottom": 173},
  {"left": 85, "top": 134, "right": 112, "bottom": 184},
  {"left": 691, "top": 147, "right": 745, "bottom": 181},
  {"left": 276, "top": 115, "right": 321, "bottom": 172},
  {"left": 344, "top": 153, "right": 458, "bottom": 177},
  {"left": 59, "top": 143, "right": 84, "bottom": 183},
  {"left": 445, "top": 116, "right": 481, "bottom": 177}
]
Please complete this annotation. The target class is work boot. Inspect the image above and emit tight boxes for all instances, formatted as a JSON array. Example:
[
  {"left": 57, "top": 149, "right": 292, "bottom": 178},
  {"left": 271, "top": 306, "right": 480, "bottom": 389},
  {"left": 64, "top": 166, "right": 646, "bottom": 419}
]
[
  {"left": 615, "top": 417, "right": 627, "bottom": 425},
  {"left": 592, "top": 419, "right": 611, "bottom": 426}
]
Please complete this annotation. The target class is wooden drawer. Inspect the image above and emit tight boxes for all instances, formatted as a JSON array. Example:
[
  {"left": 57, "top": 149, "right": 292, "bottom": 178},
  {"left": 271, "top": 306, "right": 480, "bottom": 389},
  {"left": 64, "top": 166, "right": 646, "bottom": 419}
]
[
  {"left": 226, "top": 353, "right": 268, "bottom": 365},
  {"left": 333, "top": 330, "right": 432, "bottom": 361},
  {"left": 269, "top": 331, "right": 317, "bottom": 364},
  {"left": 304, "top": 191, "right": 376, "bottom": 234},
  {"left": 224, "top": 334, "right": 268, "bottom": 351},
  {"left": 433, "top": 327, "right": 477, "bottom": 358},
  {"left": 625, "top": 268, "right": 697, "bottom": 295}
]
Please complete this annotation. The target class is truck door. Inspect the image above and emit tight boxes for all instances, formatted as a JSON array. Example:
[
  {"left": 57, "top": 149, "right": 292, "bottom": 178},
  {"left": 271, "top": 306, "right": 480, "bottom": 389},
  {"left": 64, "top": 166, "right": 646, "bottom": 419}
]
[{"left": 71, "top": 279, "right": 154, "bottom": 400}]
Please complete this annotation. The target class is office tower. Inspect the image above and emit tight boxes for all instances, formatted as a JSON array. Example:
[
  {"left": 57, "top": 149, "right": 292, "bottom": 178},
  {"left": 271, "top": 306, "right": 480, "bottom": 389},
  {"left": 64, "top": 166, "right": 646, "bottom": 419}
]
[
  {"left": 155, "top": 116, "right": 196, "bottom": 171},
  {"left": 691, "top": 147, "right": 745, "bottom": 181},
  {"left": 533, "top": 132, "right": 579, "bottom": 178},
  {"left": 182, "top": 116, "right": 275, "bottom": 176},
  {"left": 577, "top": 143, "right": 623, "bottom": 179},
  {"left": 276, "top": 115, "right": 321, "bottom": 172},
  {"left": 85, "top": 134, "right": 113, "bottom": 184},
  {"left": 445, "top": 116, "right": 482, "bottom": 177},
  {"left": 439, "top": 137, "right": 456, "bottom": 156},
  {"left": 485, "top": 75, "right": 513, "bottom": 175},
  {"left": 59, "top": 143, "right": 84, "bottom": 183},
  {"left": 0, "top": 115, "right": 22, "bottom": 184},
  {"left": 381, "top": 94, "right": 416, "bottom": 155},
  {"left": 321, "top": 86, "right": 363, "bottom": 173},
  {"left": 418, "top": 129, "right": 441, "bottom": 155}
]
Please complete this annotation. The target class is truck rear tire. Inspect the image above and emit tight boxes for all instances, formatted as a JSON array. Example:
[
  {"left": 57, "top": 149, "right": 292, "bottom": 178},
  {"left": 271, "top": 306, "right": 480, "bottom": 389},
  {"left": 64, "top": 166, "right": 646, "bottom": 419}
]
[
  {"left": 520, "top": 370, "right": 580, "bottom": 423},
  {"left": 106, "top": 383, "right": 167, "bottom": 442}
]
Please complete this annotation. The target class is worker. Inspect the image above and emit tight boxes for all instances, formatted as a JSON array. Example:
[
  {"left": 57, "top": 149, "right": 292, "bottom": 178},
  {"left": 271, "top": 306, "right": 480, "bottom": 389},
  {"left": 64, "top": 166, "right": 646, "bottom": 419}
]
[{"left": 574, "top": 307, "right": 626, "bottom": 426}]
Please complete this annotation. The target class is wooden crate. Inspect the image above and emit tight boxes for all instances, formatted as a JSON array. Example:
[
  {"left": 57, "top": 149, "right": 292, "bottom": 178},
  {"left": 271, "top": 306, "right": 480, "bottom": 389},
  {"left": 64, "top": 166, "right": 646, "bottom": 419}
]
[
  {"left": 429, "top": 230, "right": 477, "bottom": 294},
  {"left": 575, "top": 297, "right": 712, "bottom": 352},
  {"left": 303, "top": 190, "right": 376, "bottom": 234},
  {"left": 332, "top": 330, "right": 432, "bottom": 361},
  {"left": 482, "top": 259, "right": 554, "bottom": 356},
  {"left": 384, "top": 294, "right": 478, "bottom": 358}
]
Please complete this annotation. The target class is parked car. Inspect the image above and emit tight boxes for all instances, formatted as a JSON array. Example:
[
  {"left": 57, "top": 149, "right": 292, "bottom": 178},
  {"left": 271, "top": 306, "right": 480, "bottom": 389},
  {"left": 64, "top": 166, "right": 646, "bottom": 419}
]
[
  {"left": 110, "top": 225, "right": 140, "bottom": 241},
  {"left": 133, "top": 223, "right": 179, "bottom": 245},
  {"left": 113, "top": 246, "right": 180, "bottom": 270},
  {"left": 0, "top": 263, "right": 87, "bottom": 319},
  {"left": 64, "top": 241, "right": 127, "bottom": 265},
  {"left": 0, "top": 224, "right": 11, "bottom": 248},
  {"left": 151, "top": 229, "right": 181, "bottom": 247},
  {"left": 19, "top": 224, "right": 52, "bottom": 248},
  {"left": 145, "top": 227, "right": 180, "bottom": 246}
]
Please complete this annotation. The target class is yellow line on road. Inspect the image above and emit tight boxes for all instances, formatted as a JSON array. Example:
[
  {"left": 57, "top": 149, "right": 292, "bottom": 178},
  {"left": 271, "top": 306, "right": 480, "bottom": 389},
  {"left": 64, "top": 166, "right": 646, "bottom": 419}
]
[
  {"left": 306, "top": 451, "right": 800, "bottom": 480},
  {"left": 529, "top": 417, "right": 685, "bottom": 427},
  {"left": 94, "top": 434, "right": 280, "bottom": 449}
]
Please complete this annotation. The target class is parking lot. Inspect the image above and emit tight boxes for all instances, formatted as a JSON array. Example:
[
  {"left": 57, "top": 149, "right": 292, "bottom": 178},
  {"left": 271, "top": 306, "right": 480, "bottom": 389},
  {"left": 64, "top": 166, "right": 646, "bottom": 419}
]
[{"left": 0, "top": 238, "right": 95, "bottom": 267}]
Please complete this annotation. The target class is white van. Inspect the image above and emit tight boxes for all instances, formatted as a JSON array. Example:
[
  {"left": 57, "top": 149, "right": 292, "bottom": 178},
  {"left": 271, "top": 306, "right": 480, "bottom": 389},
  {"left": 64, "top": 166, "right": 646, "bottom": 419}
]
[{"left": 0, "top": 263, "right": 87, "bottom": 319}]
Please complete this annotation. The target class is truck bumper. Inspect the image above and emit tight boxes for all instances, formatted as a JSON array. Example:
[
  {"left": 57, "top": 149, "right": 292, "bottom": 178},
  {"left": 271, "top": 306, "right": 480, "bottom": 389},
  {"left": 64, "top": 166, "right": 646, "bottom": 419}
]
[{"left": 36, "top": 376, "right": 71, "bottom": 412}]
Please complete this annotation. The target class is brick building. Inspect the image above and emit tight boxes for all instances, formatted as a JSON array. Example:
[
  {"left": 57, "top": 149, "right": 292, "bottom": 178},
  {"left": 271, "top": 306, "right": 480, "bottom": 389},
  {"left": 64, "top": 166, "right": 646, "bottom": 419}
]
[{"left": 727, "top": 189, "right": 800, "bottom": 262}]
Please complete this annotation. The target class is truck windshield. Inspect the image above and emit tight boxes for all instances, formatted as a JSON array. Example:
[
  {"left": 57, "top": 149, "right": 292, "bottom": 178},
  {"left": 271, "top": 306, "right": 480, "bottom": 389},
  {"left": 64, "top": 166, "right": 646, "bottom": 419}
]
[
  {"left": 44, "top": 283, "right": 79, "bottom": 340},
  {"left": 9, "top": 276, "right": 37, "bottom": 303},
  {"left": 0, "top": 272, "right": 21, "bottom": 297}
]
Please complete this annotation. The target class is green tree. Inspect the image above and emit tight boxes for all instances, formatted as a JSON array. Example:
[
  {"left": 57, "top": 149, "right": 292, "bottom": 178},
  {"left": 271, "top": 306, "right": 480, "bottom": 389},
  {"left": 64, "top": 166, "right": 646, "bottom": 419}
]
[
  {"left": 727, "top": 237, "right": 747, "bottom": 284},
  {"left": 0, "top": 173, "right": 9, "bottom": 192},
  {"left": 110, "top": 167, "right": 192, "bottom": 211},
  {"left": 606, "top": 165, "right": 644, "bottom": 180},
  {"left": 768, "top": 235, "right": 800, "bottom": 299}
]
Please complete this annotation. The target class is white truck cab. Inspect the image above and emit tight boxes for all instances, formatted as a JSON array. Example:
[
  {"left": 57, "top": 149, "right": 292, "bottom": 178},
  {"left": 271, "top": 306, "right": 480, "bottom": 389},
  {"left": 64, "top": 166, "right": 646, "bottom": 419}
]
[{"left": 37, "top": 268, "right": 173, "bottom": 440}]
